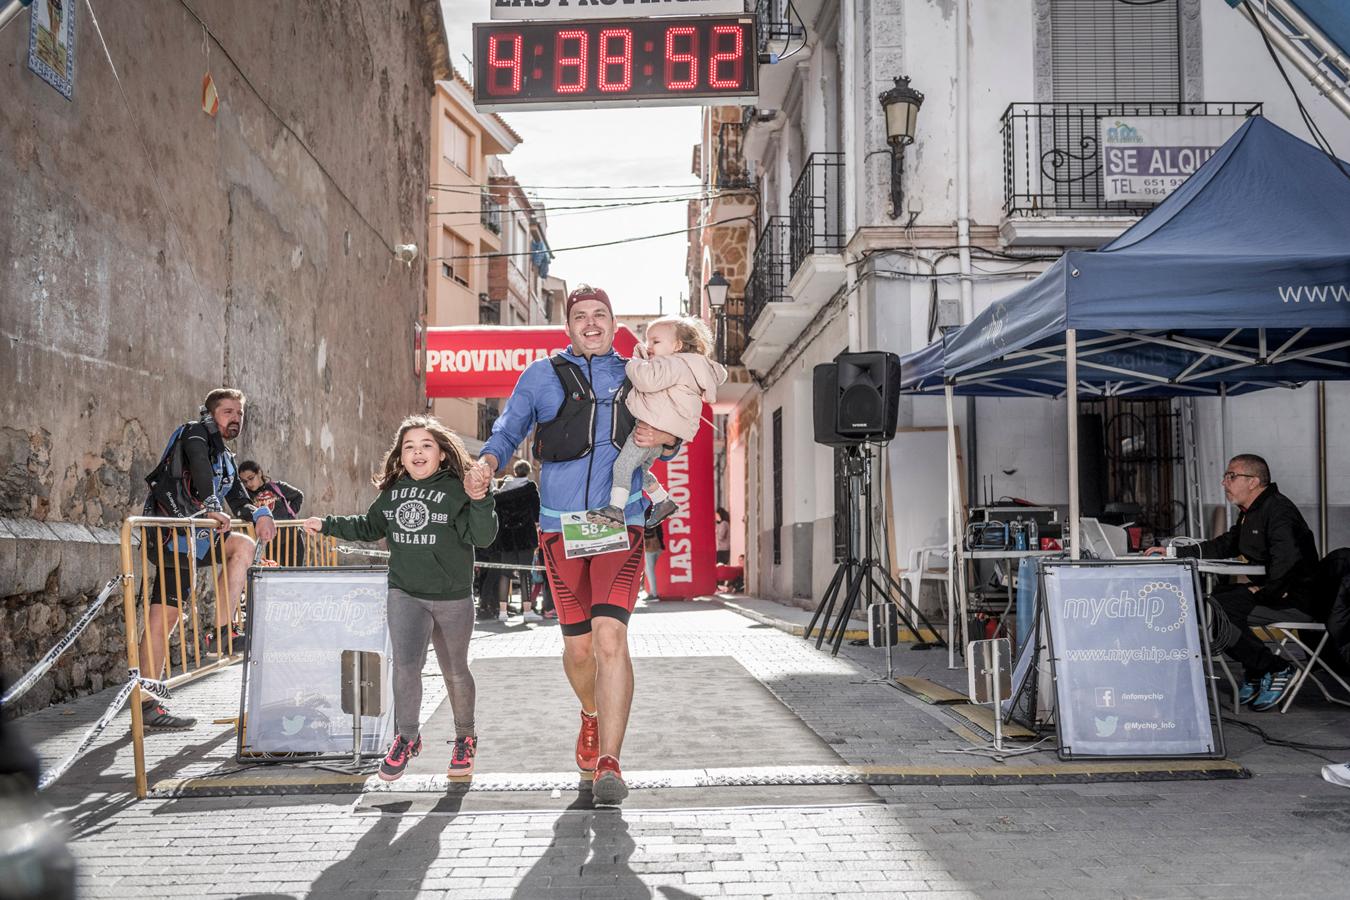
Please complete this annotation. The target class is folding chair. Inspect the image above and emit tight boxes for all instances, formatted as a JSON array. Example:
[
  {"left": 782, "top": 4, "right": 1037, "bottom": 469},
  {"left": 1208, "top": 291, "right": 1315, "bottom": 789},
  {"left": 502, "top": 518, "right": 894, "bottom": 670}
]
[{"left": 1267, "top": 622, "right": 1350, "bottom": 714}]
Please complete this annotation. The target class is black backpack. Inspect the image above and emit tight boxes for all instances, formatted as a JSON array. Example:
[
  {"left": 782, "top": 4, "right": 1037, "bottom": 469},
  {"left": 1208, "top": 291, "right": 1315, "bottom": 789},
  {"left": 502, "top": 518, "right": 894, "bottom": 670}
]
[{"left": 143, "top": 423, "right": 199, "bottom": 518}]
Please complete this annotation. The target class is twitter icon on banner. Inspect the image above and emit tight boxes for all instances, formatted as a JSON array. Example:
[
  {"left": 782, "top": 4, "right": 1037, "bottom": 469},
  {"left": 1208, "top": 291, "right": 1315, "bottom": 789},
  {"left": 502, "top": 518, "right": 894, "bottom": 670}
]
[{"left": 1094, "top": 715, "right": 1119, "bottom": 737}]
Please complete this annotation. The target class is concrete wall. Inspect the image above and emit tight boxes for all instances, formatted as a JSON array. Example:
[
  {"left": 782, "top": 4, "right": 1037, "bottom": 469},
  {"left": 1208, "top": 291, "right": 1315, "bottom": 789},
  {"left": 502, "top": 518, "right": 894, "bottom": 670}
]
[{"left": 1, "top": 1, "right": 448, "bottom": 715}]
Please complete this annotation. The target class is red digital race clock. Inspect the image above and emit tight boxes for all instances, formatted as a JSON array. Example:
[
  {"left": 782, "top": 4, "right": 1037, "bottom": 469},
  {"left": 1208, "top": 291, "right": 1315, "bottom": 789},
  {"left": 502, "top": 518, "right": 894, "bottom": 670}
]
[{"left": 472, "top": 16, "right": 758, "bottom": 111}]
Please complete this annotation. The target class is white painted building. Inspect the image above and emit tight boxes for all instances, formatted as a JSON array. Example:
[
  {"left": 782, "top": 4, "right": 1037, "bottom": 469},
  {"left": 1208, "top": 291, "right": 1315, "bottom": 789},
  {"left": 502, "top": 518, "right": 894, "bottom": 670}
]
[{"left": 692, "top": 0, "right": 1350, "bottom": 609}]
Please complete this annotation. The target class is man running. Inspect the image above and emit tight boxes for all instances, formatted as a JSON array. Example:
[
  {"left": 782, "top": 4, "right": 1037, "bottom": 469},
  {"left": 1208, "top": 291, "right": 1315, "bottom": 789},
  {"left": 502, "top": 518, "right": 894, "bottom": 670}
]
[{"left": 469, "top": 285, "right": 675, "bottom": 804}]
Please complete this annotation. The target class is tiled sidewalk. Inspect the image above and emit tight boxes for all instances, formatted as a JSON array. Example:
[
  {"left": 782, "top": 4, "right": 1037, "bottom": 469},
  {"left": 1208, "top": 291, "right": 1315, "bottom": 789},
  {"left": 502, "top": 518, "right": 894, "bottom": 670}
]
[{"left": 14, "top": 596, "right": 1350, "bottom": 899}]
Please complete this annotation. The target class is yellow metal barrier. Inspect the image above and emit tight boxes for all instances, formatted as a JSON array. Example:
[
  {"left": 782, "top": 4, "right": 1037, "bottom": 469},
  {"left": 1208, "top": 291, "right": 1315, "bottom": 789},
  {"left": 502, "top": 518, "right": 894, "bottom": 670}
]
[
  {"left": 120, "top": 516, "right": 340, "bottom": 798},
  {"left": 254, "top": 519, "right": 339, "bottom": 567}
]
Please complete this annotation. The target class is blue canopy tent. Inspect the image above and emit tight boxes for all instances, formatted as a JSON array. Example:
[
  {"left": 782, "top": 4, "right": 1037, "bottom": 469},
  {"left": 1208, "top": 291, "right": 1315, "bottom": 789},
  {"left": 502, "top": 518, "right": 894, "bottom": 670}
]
[
  {"left": 946, "top": 117, "right": 1350, "bottom": 396},
  {"left": 898, "top": 119, "right": 1350, "bottom": 661},
  {"left": 927, "top": 116, "right": 1350, "bottom": 560}
]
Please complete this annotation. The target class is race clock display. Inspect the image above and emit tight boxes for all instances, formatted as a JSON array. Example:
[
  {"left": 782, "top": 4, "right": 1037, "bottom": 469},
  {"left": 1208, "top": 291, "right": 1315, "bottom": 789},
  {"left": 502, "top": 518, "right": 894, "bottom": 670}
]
[{"left": 472, "top": 16, "right": 758, "bottom": 111}]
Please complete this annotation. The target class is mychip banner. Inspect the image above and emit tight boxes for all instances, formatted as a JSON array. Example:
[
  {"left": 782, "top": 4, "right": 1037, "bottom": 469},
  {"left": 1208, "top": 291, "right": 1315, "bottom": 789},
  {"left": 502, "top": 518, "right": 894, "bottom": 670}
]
[
  {"left": 241, "top": 568, "right": 394, "bottom": 756},
  {"left": 1041, "top": 560, "right": 1222, "bottom": 759}
]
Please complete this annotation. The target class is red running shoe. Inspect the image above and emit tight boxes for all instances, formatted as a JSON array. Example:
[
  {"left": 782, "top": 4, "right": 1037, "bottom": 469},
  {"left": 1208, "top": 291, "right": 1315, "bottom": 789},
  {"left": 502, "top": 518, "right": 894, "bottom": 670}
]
[
  {"left": 575, "top": 710, "right": 599, "bottom": 772},
  {"left": 378, "top": 733, "right": 421, "bottom": 782},
  {"left": 448, "top": 735, "right": 477, "bottom": 777},
  {"left": 592, "top": 755, "right": 628, "bottom": 805}
]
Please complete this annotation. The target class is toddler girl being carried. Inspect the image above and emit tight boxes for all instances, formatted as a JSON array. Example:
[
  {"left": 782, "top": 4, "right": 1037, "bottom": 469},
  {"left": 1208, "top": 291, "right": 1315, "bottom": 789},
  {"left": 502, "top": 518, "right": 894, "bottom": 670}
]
[{"left": 587, "top": 316, "right": 727, "bottom": 528}]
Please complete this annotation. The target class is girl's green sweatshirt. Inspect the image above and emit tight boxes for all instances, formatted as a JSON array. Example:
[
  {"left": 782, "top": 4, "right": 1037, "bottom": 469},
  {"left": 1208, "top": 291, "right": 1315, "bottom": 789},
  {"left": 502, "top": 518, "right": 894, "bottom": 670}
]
[{"left": 320, "top": 468, "right": 497, "bottom": 600}]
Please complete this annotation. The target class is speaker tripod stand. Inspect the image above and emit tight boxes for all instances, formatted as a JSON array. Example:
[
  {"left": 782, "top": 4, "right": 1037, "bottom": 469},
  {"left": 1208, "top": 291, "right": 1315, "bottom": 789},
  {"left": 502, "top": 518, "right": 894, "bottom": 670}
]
[{"left": 804, "top": 444, "right": 946, "bottom": 675}]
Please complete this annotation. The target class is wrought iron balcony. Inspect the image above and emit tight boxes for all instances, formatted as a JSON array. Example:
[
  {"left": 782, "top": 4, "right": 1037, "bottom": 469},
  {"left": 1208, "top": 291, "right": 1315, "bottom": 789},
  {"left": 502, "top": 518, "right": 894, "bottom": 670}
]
[
  {"left": 716, "top": 300, "right": 747, "bottom": 368},
  {"left": 480, "top": 191, "right": 503, "bottom": 234},
  {"left": 788, "top": 152, "right": 845, "bottom": 276},
  {"left": 754, "top": 0, "right": 805, "bottom": 58},
  {"left": 478, "top": 293, "right": 500, "bottom": 325},
  {"left": 745, "top": 216, "right": 790, "bottom": 335},
  {"left": 1001, "top": 102, "right": 1261, "bottom": 217},
  {"left": 716, "top": 120, "right": 754, "bottom": 190}
]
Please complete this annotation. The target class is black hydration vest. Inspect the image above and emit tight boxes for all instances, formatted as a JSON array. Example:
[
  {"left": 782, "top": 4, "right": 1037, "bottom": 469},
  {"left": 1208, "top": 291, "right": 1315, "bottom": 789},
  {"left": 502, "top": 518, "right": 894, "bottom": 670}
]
[
  {"left": 533, "top": 354, "right": 636, "bottom": 462},
  {"left": 142, "top": 418, "right": 223, "bottom": 517}
]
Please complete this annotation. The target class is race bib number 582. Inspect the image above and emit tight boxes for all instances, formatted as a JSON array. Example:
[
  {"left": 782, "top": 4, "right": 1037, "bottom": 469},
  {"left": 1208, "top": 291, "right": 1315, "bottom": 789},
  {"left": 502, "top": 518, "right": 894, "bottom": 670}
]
[{"left": 560, "top": 513, "right": 629, "bottom": 559}]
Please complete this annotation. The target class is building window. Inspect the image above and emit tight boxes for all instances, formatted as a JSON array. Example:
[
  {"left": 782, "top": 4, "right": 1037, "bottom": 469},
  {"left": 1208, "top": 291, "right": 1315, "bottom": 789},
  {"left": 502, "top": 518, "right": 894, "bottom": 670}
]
[
  {"left": 512, "top": 219, "right": 529, "bottom": 272},
  {"left": 443, "top": 115, "right": 472, "bottom": 173},
  {"left": 477, "top": 399, "right": 500, "bottom": 443},
  {"left": 440, "top": 228, "right": 469, "bottom": 286},
  {"left": 1050, "top": 0, "right": 1181, "bottom": 102},
  {"left": 772, "top": 408, "right": 782, "bottom": 565},
  {"left": 479, "top": 293, "right": 501, "bottom": 325}
]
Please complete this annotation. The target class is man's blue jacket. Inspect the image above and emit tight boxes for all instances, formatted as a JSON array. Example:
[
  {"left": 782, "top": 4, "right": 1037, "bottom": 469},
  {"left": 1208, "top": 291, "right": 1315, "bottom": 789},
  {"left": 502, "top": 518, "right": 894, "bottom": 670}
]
[{"left": 481, "top": 345, "right": 649, "bottom": 533}]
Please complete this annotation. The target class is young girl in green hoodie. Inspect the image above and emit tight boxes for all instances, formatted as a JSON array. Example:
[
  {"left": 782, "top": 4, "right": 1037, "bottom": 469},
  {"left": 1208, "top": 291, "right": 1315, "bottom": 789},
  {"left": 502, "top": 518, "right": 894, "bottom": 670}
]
[{"left": 304, "top": 416, "right": 497, "bottom": 781}]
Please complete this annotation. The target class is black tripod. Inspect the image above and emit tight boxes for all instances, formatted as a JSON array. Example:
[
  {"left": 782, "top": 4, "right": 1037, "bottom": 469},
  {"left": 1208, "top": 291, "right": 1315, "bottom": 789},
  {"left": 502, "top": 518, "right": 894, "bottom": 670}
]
[{"left": 804, "top": 444, "right": 946, "bottom": 665}]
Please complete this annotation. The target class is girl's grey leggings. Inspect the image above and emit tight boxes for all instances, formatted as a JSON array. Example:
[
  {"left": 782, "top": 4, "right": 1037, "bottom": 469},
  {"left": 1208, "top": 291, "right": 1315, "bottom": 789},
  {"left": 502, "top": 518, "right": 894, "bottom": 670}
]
[{"left": 386, "top": 588, "right": 475, "bottom": 740}]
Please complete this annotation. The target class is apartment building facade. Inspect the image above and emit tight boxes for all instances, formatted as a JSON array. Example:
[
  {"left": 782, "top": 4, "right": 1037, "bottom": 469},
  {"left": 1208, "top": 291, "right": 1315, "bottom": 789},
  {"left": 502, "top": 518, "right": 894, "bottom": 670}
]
[
  {"left": 428, "top": 71, "right": 521, "bottom": 445},
  {"left": 693, "top": 0, "right": 1350, "bottom": 608}
]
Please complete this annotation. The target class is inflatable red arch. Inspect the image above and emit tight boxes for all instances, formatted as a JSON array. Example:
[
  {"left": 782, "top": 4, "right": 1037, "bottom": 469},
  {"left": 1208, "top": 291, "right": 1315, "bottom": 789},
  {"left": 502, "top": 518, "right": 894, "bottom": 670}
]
[{"left": 425, "top": 326, "right": 716, "bottom": 599}]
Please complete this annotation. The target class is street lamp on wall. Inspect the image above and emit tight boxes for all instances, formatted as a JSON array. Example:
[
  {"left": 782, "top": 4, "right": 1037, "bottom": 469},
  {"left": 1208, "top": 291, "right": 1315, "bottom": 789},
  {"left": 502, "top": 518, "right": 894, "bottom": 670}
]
[
  {"left": 879, "top": 76, "right": 924, "bottom": 221},
  {"left": 704, "top": 271, "right": 730, "bottom": 360},
  {"left": 704, "top": 271, "right": 729, "bottom": 312}
]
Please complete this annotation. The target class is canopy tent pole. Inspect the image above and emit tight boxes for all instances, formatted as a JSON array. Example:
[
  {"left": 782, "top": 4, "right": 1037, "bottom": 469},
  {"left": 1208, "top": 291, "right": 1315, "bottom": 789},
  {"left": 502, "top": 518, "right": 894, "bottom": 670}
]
[
  {"left": 1067, "top": 330, "right": 1081, "bottom": 560},
  {"left": 945, "top": 383, "right": 961, "bottom": 669},
  {"left": 1318, "top": 382, "right": 1329, "bottom": 551},
  {"left": 1221, "top": 384, "right": 1234, "bottom": 530}
]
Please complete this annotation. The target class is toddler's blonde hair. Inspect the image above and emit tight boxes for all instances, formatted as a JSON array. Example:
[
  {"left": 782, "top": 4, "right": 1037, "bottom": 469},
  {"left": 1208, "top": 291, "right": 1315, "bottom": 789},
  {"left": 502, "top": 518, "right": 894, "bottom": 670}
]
[{"left": 649, "top": 315, "right": 714, "bottom": 357}]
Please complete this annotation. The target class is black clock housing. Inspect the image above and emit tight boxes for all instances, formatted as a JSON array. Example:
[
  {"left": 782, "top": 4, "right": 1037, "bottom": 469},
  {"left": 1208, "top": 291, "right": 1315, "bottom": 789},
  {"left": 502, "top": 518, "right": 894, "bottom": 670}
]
[{"left": 473, "top": 16, "right": 758, "bottom": 110}]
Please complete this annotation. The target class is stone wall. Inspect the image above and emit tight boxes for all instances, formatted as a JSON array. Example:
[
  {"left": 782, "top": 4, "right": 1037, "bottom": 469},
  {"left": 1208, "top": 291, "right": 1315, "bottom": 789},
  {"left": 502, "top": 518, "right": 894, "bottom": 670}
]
[{"left": 0, "top": 1, "right": 449, "bottom": 717}]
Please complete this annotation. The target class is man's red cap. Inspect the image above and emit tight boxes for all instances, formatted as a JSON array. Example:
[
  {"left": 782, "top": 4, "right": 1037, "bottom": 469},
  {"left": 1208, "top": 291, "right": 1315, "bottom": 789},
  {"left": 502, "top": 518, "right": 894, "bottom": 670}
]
[{"left": 566, "top": 284, "right": 612, "bottom": 317}]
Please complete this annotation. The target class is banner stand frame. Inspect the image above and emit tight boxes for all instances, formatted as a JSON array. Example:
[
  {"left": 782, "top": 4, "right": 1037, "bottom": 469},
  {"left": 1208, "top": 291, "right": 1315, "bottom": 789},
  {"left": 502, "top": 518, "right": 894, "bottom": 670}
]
[
  {"left": 1040, "top": 558, "right": 1227, "bottom": 762},
  {"left": 235, "top": 566, "right": 390, "bottom": 769}
]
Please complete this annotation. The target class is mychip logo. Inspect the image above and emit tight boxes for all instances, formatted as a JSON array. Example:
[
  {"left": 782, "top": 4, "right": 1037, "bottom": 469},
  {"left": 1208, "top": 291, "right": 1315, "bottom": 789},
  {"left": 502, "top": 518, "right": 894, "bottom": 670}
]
[
  {"left": 1062, "top": 581, "right": 1187, "bottom": 634},
  {"left": 263, "top": 587, "right": 387, "bottom": 637}
]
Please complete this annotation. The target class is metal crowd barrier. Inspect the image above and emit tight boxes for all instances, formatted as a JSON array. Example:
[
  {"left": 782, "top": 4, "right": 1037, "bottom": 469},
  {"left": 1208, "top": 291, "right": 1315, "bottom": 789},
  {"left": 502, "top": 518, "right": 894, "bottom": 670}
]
[
  {"left": 254, "top": 519, "right": 339, "bottom": 567},
  {"left": 119, "top": 516, "right": 340, "bottom": 797},
  {"left": 12, "top": 512, "right": 520, "bottom": 798}
]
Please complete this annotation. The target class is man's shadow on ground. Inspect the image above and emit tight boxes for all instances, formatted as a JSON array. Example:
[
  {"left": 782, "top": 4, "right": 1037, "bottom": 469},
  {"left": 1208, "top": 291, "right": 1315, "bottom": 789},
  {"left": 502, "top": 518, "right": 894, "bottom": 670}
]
[
  {"left": 298, "top": 794, "right": 463, "bottom": 900},
  {"left": 510, "top": 793, "right": 652, "bottom": 899},
  {"left": 54, "top": 727, "right": 240, "bottom": 839},
  {"left": 244, "top": 786, "right": 702, "bottom": 900}
]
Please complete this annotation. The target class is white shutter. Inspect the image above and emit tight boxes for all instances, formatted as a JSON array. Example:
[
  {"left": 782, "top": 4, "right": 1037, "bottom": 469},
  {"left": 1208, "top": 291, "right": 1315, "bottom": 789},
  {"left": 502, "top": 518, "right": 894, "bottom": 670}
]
[{"left": 1051, "top": 0, "right": 1182, "bottom": 102}]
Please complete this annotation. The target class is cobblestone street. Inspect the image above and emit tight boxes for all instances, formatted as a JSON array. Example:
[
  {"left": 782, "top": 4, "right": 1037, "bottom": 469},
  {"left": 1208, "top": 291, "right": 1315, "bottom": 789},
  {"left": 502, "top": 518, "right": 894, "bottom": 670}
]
[{"left": 19, "top": 598, "right": 1350, "bottom": 899}]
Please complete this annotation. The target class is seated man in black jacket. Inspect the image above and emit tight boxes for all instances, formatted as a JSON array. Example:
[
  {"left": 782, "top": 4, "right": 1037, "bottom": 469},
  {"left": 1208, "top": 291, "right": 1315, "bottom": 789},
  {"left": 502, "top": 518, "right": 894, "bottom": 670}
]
[{"left": 1151, "top": 453, "right": 1318, "bottom": 711}]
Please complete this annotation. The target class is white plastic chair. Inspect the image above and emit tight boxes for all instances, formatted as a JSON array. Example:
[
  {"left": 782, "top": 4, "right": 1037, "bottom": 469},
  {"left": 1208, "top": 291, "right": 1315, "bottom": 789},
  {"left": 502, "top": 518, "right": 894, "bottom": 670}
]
[{"left": 901, "top": 544, "right": 950, "bottom": 620}]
